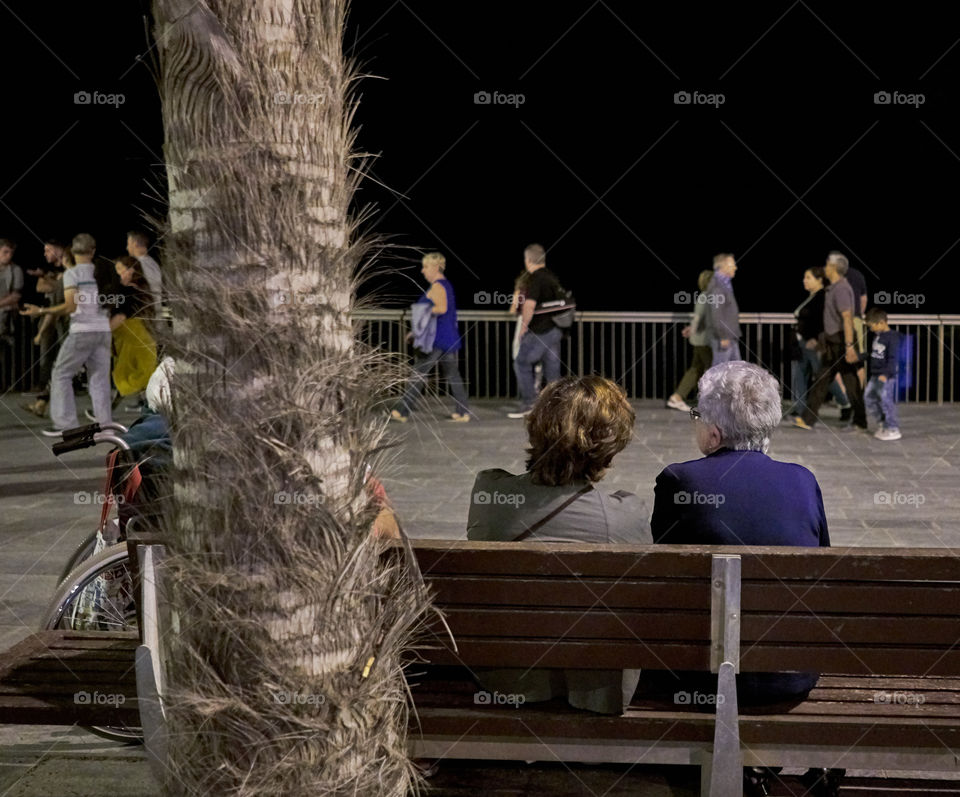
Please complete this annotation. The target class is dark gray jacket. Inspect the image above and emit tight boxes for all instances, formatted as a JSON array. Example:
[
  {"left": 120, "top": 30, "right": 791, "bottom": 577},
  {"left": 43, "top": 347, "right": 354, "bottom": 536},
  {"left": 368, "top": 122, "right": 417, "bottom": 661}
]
[
  {"left": 704, "top": 274, "right": 740, "bottom": 341},
  {"left": 467, "top": 469, "right": 650, "bottom": 713}
]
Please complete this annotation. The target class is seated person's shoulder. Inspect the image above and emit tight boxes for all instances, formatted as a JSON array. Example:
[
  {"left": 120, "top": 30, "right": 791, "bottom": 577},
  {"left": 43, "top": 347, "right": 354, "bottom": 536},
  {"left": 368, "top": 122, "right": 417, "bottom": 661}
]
[
  {"left": 599, "top": 488, "right": 652, "bottom": 544},
  {"left": 467, "top": 469, "right": 528, "bottom": 541},
  {"left": 471, "top": 467, "right": 527, "bottom": 492},
  {"left": 654, "top": 457, "right": 701, "bottom": 484},
  {"left": 771, "top": 458, "right": 819, "bottom": 484}
]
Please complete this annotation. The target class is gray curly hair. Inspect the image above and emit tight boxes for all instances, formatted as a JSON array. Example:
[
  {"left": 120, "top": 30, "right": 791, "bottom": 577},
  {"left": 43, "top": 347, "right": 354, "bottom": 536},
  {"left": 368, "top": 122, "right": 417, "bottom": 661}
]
[{"left": 696, "top": 361, "right": 782, "bottom": 453}]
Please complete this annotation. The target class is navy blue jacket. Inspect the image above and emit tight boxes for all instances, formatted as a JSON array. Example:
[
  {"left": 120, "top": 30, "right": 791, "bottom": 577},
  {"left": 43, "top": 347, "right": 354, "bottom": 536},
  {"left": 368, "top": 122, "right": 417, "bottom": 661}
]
[
  {"left": 649, "top": 448, "right": 828, "bottom": 705},
  {"left": 869, "top": 329, "right": 900, "bottom": 379},
  {"left": 651, "top": 448, "right": 829, "bottom": 547}
]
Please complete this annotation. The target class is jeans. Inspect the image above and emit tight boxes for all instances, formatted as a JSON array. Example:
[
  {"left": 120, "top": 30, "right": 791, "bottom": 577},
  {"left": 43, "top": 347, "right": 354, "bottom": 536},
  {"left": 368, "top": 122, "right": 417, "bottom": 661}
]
[
  {"left": 514, "top": 326, "right": 563, "bottom": 409},
  {"left": 865, "top": 376, "right": 899, "bottom": 430},
  {"left": 50, "top": 331, "right": 112, "bottom": 429},
  {"left": 396, "top": 347, "right": 469, "bottom": 416},
  {"left": 710, "top": 338, "right": 741, "bottom": 364},
  {"left": 800, "top": 336, "right": 866, "bottom": 428},
  {"left": 789, "top": 346, "right": 848, "bottom": 415}
]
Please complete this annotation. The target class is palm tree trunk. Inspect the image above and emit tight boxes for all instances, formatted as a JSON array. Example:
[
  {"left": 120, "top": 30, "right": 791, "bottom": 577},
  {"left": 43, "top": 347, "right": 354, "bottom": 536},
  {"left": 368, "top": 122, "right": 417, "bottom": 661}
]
[{"left": 151, "top": 1, "right": 427, "bottom": 793}]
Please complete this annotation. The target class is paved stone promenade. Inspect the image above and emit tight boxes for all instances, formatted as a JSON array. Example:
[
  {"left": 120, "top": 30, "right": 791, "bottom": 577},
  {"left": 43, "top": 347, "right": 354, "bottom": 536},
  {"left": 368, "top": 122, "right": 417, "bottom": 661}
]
[
  {"left": 1, "top": 393, "right": 958, "bottom": 795},
  {"left": 381, "top": 398, "right": 960, "bottom": 546}
]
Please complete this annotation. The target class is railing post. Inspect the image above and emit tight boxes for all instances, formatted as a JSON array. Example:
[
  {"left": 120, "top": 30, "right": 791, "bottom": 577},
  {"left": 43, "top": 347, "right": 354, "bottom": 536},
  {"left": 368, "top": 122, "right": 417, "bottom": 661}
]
[{"left": 938, "top": 316, "right": 945, "bottom": 406}]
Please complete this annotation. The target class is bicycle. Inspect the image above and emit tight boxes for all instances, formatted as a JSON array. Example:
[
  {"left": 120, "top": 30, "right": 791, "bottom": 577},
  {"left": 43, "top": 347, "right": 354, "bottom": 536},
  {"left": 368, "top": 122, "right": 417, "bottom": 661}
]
[{"left": 41, "top": 420, "right": 169, "bottom": 745}]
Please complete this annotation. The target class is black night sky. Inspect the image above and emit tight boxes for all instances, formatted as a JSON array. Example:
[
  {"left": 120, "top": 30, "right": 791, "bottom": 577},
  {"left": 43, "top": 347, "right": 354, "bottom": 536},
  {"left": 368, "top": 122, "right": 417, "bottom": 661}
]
[{"left": 1, "top": 2, "right": 957, "bottom": 313}]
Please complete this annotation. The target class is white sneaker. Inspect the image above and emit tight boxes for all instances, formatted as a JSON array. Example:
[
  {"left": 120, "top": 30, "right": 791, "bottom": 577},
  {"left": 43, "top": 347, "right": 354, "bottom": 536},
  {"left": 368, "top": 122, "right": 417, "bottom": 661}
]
[
  {"left": 666, "top": 395, "right": 691, "bottom": 412},
  {"left": 506, "top": 408, "right": 531, "bottom": 419},
  {"left": 876, "top": 427, "right": 902, "bottom": 441}
]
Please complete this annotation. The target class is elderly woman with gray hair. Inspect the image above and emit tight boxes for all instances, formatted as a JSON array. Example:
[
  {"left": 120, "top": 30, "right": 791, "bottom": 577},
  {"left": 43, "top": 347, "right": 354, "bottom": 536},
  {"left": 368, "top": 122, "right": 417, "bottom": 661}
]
[
  {"left": 651, "top": 361, "right": 829, "bottom": 699},
  {"left": 653, "top": 361, "right": 828, "bottom": 548},
  {"left": 649, "top": 361, "right": 836, "bottom": 795}
]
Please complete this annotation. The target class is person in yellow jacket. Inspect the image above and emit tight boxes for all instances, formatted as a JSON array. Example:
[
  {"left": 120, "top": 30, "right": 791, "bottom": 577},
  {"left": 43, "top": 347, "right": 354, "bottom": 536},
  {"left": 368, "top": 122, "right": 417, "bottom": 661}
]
[{"left": 110, "top": 255, "right": 157, "bottom": 400}]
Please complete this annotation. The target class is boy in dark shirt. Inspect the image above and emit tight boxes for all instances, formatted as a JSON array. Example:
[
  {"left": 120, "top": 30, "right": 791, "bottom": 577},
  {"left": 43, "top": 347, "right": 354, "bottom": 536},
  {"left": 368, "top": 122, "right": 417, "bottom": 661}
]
[{"left": 864, "top": 307, "right": 901, "bottom": 440}]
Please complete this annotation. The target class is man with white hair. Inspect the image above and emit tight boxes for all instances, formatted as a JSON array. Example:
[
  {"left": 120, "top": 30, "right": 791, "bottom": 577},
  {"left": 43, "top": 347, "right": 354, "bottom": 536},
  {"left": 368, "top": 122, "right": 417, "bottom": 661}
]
[
  {"left": 794, "top": 252, "right": 867, "bottom": 432},
  {"left": 703, "top": 253, "right": 741, "bottom": 363}
]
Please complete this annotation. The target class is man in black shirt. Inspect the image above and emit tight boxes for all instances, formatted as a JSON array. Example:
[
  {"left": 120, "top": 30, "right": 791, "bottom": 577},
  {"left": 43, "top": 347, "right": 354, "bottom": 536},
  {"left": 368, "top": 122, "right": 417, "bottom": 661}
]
[{"left": 508, "top": 244, "right": 565, "bottom": 418}]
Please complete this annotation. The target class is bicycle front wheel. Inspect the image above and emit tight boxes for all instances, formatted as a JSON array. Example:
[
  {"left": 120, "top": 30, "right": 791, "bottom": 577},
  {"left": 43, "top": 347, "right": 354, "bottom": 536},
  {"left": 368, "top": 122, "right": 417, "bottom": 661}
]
[
  {"left": 42, "top": 543, "right": 142, "bottom": 743},
  {"left": 44, "top": 543, "right": 137, "bottom": 633}
]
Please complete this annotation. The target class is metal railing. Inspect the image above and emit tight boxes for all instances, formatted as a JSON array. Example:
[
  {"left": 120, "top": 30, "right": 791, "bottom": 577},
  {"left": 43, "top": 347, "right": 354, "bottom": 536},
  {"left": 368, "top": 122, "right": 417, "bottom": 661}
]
[
  {"left": 355, "top": 309, "right": 960, "bottom": 404},
  {"left": 5, "top": 310, "right": 957, "bottom": 404}
]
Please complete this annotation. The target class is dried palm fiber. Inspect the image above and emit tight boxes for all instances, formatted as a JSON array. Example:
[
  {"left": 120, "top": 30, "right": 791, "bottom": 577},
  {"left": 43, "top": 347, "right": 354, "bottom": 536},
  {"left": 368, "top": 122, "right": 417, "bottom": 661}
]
[{"left": 151, "top": 1, "right": 435, "bottom": 793}]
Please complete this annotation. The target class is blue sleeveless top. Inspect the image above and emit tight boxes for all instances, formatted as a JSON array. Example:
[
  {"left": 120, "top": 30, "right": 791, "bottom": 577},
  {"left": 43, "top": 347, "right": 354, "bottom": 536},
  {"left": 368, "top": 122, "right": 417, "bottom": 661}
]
[{"left": 432, "top": 278, "right": 461, "bottom": 352}]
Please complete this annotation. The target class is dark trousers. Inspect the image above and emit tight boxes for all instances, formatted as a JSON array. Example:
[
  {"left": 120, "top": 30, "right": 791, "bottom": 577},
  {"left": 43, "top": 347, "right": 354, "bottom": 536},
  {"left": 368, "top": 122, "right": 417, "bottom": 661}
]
[
  {"left": 36, "top": 330, "right": 62, "bottom": 400},
  {"left": 674, "top": 345, "right": 712, "bottom": 400},
  {"left": 396, "top": 347, "right": 469, "bottom": 416},
  {"left": 801, "top": 335, "right": 866, "bottom": 428}
]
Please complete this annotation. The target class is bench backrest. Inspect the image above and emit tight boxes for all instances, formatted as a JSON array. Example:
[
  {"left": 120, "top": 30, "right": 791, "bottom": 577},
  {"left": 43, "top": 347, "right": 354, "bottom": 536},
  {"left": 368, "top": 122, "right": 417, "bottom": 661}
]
[{"left": 411, "top": 541, "right": 960, "bottom": 677}]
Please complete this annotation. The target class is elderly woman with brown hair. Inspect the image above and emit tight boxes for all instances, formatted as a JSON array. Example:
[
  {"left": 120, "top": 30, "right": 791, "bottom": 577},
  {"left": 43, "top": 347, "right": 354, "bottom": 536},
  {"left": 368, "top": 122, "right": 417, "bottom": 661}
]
[{"left": 467, "top": 375, "right": 650, "bottom": 714}]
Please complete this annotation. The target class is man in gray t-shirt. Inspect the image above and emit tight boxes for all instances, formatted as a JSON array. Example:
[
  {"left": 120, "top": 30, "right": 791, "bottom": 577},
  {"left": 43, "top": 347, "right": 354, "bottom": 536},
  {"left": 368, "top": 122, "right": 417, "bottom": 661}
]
[
  {"left": 795, "top": 253, "right": 867, "bottom": 431},
  {"left": 21, "top": 233, "right": 113, "bottom": 433}
]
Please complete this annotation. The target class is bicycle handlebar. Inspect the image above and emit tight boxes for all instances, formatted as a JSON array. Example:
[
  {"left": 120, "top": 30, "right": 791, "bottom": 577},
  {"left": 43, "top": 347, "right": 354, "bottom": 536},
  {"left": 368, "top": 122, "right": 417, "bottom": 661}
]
[
  {"left": 52, "top": 429, "right": 132, "bottom": 456},
  {"left": 59, "top": 423, "right": 100, "bottom": 442}
]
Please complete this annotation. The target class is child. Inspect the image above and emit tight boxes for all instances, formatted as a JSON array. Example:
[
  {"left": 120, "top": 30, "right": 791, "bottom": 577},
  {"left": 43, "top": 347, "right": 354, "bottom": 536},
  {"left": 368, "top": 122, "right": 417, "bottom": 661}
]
[{"left": 864, "top": 307, "right": 901, "bottom": 440}]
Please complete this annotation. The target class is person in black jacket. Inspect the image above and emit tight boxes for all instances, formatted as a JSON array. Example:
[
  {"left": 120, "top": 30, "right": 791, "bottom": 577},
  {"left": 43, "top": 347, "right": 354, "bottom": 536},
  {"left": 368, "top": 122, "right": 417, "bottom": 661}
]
[{"left": 787, "top": 266, "right": 849, "bottom": 417}]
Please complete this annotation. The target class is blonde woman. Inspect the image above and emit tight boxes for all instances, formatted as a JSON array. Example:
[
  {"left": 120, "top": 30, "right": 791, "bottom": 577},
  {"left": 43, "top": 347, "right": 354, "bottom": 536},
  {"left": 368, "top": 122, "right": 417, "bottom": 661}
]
[{"left": 391, "top": 252, "right": 471, "bottom": 422}]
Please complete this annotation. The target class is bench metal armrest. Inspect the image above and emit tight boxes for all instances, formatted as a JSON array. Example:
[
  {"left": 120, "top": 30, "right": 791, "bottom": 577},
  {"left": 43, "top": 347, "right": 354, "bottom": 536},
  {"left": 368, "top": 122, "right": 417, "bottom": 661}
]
[{"left": 709, "top": 554, "right": 743, "bottom": 797}]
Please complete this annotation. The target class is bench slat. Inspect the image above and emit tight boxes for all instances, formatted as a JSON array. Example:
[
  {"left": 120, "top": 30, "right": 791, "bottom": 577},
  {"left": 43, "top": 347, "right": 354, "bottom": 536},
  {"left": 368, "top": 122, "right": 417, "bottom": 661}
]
[
  {"left": 430, "top": 577, "right": 711, "bottom": 609},
  {"left": 421, "top": 638, "right": 710, "bottom": 669},
  {"left": 431, "top": 608, "right": 960, "bottom": 646},
  {"left": 0, "top": 630, "right": 140, "bottom": 726},
  {"left": 428, "top": 575, "right": 960, "bottom": 616},
  {"left": 410, "top": 542, "right": 960, "bottom": 581},
  {"left": 412, "top": 704, "right": 960, "bottom": 749},
  {"left": 0, "top": 694, "right": 139, "bottom": 725}
]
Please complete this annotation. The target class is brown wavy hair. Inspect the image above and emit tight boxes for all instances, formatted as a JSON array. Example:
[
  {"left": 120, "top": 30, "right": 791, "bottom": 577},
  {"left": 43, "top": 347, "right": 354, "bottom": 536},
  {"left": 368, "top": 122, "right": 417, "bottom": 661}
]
[{"left": 525, "top": 376, "right": 635, "bottom": 485}]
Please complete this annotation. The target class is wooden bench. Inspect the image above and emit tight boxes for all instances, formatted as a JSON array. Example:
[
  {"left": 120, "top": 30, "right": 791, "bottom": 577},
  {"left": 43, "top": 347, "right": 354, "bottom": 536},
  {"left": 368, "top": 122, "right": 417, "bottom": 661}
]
[
  {"left": 406, "top": 541, "right": 960, "bottom": 796},
  {"left": 0, "top": 532, "right": 164, "bottom": 738},
  {"left": 0, "top": 630, "right": 140, "bottom": 727}
]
